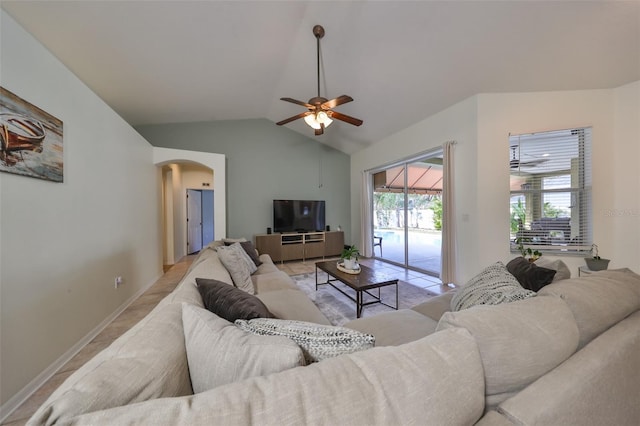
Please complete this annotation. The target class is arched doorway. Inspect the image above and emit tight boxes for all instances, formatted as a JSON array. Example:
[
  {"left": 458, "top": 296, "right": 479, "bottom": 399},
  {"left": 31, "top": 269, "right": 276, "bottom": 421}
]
[{"left": 153, "top": 148, "right": 226, "bottom": 265}]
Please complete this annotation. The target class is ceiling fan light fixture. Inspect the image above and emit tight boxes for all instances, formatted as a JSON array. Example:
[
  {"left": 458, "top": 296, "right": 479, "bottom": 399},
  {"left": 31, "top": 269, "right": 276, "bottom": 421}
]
[
  {"left": 316, "top": 111, "right": 332, "bottom": 127},
  {"left": 304, "top": 114, "right": 321, "bottom": 129},
  {"left": 303, "top": 111, "right": 332, "bottom": 130}
]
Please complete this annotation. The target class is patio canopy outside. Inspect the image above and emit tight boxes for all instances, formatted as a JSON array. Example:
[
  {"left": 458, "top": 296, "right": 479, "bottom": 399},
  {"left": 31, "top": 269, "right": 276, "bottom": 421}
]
[{"left": 373, "top": 162, "right": 443, "bottom": 194}]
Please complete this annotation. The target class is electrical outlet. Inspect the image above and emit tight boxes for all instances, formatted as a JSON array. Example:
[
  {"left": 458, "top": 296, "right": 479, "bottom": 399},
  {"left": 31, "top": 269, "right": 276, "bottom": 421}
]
[{"left": 114, "top": 276, "right": 123, "bottom": 289}]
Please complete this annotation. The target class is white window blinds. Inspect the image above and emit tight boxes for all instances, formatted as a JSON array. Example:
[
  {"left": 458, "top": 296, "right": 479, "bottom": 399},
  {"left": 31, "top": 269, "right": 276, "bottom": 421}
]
[{"left": 509, "top": 128, "right": 592, "bottom": 253}]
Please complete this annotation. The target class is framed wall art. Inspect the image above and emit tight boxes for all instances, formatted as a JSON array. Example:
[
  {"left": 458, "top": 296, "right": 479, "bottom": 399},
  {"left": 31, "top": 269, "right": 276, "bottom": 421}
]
[{"left": 1, "top": 86, "right": 64, "bottom": 182}]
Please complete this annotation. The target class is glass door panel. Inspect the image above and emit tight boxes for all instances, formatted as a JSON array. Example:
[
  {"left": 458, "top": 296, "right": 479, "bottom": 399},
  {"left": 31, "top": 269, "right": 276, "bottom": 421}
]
[
  {"left": 373, "top": 167, "right": 406, "bottom": 266},
  {"left": 371, "top": 154, "right": 443, "bottom": 276}
]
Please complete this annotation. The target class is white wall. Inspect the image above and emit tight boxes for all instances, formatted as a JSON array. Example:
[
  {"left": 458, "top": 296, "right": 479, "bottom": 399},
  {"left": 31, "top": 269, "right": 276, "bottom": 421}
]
[
  {"left": 476, "top": 89, "right": 616, "bottom": 275},
  {"left": 611, "top": 81, "right": 640, "bottom": 269},
  {"left": 351, "top": 84, "right": 640, "bottom": 283},
  {"left": 0, "top": 11, "right": 162, "bottom": 414},
  {"left": 138, "top": 120, "right": 351, "bottom": 243},
  {"left": 351, "top": 96, "right": 478, "bottom": 283}
]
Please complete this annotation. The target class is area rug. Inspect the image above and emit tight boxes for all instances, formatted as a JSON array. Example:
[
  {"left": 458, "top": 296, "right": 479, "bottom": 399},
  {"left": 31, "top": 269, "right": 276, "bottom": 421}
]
[{"left": 291, "top": 272, "right": 438, "bottom": 326}]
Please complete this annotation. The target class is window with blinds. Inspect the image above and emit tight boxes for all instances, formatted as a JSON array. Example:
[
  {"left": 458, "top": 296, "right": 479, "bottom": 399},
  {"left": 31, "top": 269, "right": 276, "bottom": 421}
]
[{"left": 509, "top": 128, "right": 592, "bottom": 254}]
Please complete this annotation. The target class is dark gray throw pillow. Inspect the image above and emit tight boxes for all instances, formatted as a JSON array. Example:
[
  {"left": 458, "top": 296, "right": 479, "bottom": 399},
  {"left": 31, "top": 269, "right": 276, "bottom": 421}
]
[
  {"left": 506, "top": 257, "right": 556, "bottom": 292},
  {"left": 196, "top": 278, "right": 274, "bottom": 322},
  {"left": 224, "top": 240, "right": 262, "bottom": 267}
]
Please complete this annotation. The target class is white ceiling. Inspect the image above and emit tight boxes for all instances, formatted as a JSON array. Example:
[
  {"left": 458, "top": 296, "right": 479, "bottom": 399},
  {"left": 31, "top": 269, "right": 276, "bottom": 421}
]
[{"left": 2, "top": 1, "right": 639, "bottom": 154}]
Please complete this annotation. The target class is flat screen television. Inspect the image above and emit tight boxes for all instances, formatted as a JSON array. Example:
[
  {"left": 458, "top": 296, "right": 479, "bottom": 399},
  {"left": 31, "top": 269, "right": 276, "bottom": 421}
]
[{"left": 273, "top": 200, "right": 326, "bottom": 233}]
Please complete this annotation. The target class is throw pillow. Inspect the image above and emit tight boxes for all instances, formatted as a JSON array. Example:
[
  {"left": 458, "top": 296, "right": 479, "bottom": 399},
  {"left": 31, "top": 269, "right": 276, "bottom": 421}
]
[
  {"left": 506, "top": 257, "right": 556, "bottom": 292},
  {"left": 450, "top": 261, "right": 536, "bottom": 311},
  {"left": 227, "top": 242, "right": 258, "bottom": 274},
  {"left": 196, "top": 278, "right": 274, "bottom": 322},
  {"left": 534, "top": 257, "right": 571, "bottom": 281},
  {"left": 222, "top": 237, "right": 247, "bottom": 244},
  {"left": 216, "top": 244, "right": 256, "bottom": 294},
  {"left": 235, "top": 318, "right": 375, "bottom": 363},
  {"left": 225, "top": 240, "right": 262, "bottom": 267},
  {"left": 181, "top": 303, "right": 305, "bottom": 393}
]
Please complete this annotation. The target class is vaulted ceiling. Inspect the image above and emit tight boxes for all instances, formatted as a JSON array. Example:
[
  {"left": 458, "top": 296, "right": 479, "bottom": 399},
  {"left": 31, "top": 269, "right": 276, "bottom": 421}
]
[{"left": 2, "top": 1, "right": 639, "bottom": 154}]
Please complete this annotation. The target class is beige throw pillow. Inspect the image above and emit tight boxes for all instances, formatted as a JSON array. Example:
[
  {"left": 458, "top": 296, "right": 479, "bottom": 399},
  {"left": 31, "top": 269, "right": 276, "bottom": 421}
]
[
  {"left": 181, "top": 304, "right": 305, "bottom": 393},
  {"left": 534, "top": 257, "right": 571, "bottom": 281},
  {"left": 216, "top": 243, "right": 256, "bottom": 294}
]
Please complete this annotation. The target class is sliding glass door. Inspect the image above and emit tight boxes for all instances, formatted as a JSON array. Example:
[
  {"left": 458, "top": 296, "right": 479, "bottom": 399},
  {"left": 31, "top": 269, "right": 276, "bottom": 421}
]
[{"left": 371, "top": 151, "right": 443, "bottom": 276}]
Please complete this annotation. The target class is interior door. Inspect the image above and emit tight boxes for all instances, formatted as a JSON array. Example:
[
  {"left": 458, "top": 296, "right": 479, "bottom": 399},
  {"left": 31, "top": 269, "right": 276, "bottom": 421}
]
[
  {"left": 201, "top": 190, "right": 215, "bottom": 247},
  {"left": 187, "top": 189, "right": 203, "bottom": 254}
]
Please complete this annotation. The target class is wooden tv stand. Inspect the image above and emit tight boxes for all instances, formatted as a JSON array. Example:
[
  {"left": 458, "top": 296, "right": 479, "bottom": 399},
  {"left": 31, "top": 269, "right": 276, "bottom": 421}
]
[{"left": 255, "top": 231, "right": 344, "bottom": 263}]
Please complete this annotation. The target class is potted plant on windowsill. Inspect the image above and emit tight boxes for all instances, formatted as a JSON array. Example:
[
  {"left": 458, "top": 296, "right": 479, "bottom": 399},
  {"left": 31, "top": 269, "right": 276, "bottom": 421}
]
[
  {"left": 341, "top": 245, "right": 360, "bottom": 270},
  {"left": 515, "top": 237, "right": 542, "bottom": 262},
  {"left": 584, "top": 244, "right": 610, "bottom": 271}
]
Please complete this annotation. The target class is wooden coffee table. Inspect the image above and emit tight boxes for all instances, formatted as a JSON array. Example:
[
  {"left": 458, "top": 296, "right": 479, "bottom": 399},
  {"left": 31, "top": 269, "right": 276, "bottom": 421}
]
[{"left": 315, "top": 260, "right": 398, "bottom": 318}]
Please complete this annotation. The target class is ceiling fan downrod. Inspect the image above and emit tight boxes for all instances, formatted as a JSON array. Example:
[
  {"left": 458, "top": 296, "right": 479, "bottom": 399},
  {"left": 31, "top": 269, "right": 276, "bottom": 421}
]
[{"left": 313, "top": 25, "right": 324, "bottom": 98}]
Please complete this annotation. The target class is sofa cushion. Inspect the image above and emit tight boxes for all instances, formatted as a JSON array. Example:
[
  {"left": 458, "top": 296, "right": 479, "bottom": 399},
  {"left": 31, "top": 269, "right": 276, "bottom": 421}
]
[
  {"left": 255, "top": 254, "right": 280, "bottom": 274},
  {"left": 236, "top": 318, "right": 375, "bottom": 363},
  {"left": 534, "top": 257, "right": 571, "bottom": 281},
  {"left": 411, "top": 292, "right": 454, "bottom": 321},
  {"left": 506, "top": 256, "right": 556, "bottom": 291},
  {"left": 182, "top": 304, "right": 304, "bottom": 393},
  {"left": 180, "top": 251, "right": 234, "bottom": 288},
  {"left": 61, "top": 328, "right": 485, "bottom": 426},
  {"left": 216, "top": 243, "right": 256, "bottom": 294},
  {"left": 496, "top": 310, "right": 640, "bottom": 426},
  {"left": 196, "top": 278, "right": 274, "bottom": 322},
  {"left": 344, "top": 309, "right": 438, "bottom": 346},
  {"left": 256, "top": 288, "right": 331, "bottom": 325},
  {"left": 450, "top": 262, "right": 536, "bottom": 311},
  {"left": 184, "top": 246, "right": 218, "bottom": 274},
  {"left": 28, "top": 303, "right": 193, "bottom": 425},
  {"left": 225, "top": 240, "right": 262, "bottom": 267},
  {"left": 252, "top": 270, "right": 298, "bottom": 293},
  {"left": 437, "top": 295, "right": 579, "bottom": 399},
  {"left": 538, "top": 268, "right": 640, "bottom": 348}
]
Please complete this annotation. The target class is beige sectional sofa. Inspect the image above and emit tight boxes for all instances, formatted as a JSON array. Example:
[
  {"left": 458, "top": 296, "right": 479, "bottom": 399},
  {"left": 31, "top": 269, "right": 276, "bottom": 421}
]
[{"left": 28, "top": 243, "right": 640, "bottom": 425}]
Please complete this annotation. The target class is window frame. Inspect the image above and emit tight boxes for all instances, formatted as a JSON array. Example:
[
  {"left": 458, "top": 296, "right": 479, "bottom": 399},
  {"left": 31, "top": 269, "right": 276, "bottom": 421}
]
[{"left": 509, "top": 128, "right": 592, "bottom": 255}]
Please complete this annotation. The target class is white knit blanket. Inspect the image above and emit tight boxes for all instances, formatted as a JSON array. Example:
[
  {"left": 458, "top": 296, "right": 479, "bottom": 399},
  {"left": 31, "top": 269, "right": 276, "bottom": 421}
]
[{"left": 451, "top": 262, "right": 536, "bottom": 311}]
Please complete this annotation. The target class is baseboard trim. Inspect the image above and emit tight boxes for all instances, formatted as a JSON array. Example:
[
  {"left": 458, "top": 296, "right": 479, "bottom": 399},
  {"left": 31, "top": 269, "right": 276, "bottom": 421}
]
[{"left": 0, "top": 272, "right": 163, "bottom": 423}]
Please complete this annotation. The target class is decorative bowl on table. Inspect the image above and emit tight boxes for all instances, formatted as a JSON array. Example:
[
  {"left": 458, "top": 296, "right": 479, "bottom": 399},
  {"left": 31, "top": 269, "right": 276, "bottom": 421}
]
[{"left": 337, "top": 261, "right": 361, "bottom": 274}]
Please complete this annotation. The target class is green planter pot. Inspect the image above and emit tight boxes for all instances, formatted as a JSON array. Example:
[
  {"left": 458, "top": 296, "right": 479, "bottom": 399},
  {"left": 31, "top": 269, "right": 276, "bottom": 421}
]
[{"left": 584, "top": 258, "right": 610, "bottom": 271}]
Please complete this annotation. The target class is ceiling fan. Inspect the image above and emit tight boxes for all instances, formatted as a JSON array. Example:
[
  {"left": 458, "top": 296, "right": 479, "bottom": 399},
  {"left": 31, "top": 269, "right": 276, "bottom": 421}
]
[
  {"left": 509, "top": 145, "right": 548, "bottom": 169},
  {"left": 276, "top": 25, "right": 363, "bottom": 136}
]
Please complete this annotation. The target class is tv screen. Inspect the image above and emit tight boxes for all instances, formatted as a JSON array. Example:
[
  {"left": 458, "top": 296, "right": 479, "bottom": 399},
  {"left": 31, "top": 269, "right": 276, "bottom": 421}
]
[{"left": 273, "top": 200, "right": 326, "bottom": 233}]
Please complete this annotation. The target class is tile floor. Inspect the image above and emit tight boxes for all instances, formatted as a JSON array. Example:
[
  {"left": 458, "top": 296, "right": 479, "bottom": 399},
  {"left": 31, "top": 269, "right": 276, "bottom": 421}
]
[{"left": 2, "top": 256, "right": 453, "bottom": 425}]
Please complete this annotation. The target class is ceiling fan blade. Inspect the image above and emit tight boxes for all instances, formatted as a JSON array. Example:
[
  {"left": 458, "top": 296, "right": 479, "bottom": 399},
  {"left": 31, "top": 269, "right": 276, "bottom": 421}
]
[
  {"left": 320, "top": 95, "right": 353, "bottom": 109},
  {"left": 315, "top": 123, "right": 324, "bottom": 136},
  {"left": 328, "top": 110, "right": 363, "bottom": 126},
  {"left": 276, "top": 112, "right": 310, "bottom": 126},
  {"left": 280, "top": 97, "right": 314, "bottom": 109}
]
